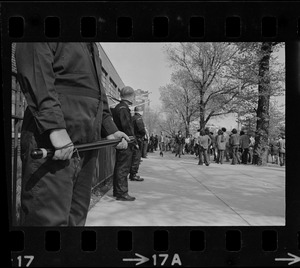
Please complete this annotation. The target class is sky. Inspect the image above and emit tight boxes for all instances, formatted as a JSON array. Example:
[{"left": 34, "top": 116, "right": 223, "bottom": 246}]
[
  {"left": 101, "top": 43, "right": 285, "bottom": 129},
  {"left": 101, "top": 42, "right": 173, "bottom": 109}
]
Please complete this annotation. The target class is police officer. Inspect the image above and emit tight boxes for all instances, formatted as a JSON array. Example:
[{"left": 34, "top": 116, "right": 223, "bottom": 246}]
[
  {"left": 16, "top": 43, "right": 129, "bottom": 226},
  {"left": 129, "top": 106, "right": 146, "bottom": 181},
  {"left": 112, "top": 87, "right": 138, "bottom": 201}
]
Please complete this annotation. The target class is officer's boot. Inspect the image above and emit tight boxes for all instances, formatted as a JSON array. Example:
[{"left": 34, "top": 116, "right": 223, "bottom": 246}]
[{"left": 129, "top": 174, "right": 144, "bottom": 181}]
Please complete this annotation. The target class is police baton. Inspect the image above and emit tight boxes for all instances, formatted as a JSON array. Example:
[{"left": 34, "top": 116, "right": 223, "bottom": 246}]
[{"left": 30, "top": 136, "right": 135, "bottom": 159}]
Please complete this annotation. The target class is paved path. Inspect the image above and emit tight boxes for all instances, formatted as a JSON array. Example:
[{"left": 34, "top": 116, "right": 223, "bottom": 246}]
[{"left": 86, "top": 151, "right": 285, "bottom": 226}]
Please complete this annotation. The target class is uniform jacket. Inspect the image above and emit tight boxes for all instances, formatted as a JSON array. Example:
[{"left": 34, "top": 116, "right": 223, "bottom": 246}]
[
  {"left": 16, "top": 42, "right": 118, "bottom": 145},
  {"left": 112, "top": 100, "right": 135, "bottom": 138},
  {"left": 132, "top": 113, "right": 146, "bottom": 139}
]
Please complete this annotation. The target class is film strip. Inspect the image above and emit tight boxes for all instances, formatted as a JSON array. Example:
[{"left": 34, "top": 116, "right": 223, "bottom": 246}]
[{"left": 2, "top": 1, "right": 300, "bottom": 267}]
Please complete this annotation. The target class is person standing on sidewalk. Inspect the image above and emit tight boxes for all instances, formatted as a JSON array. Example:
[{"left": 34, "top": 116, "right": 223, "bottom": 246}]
[
  {"left": 216, "top": 129, "right": 226, "bottom": 164},
  {"left": 269, "top": 137, "right": 279, "bottom": 164},
  {"left": 16, "top": 42, "right": 129, "bottom": 226},
  {"left": 230, "top": 128, "right": 240, "bottom": 165},
  {"left": 149, "top": 133, "right": 155, "bottom": 152},
  {"left": 239, "top": 130, "right": 251, "bottom": 164},
  {"left": 112, "top": 86, "right": 138, "bottom": 201},
  {"left": 142, "top": 127, "right": 149, "bottom": 158},
  {"left": 248, "top": 134, "right": 255, "bottom": 164},
  {"left": 159, "top": 131, "right": 165, "bottom": 156},
  {"left": 278, "top": 135, "right": 286, "bottom": 166},
  {"left": 222, "top": 127, "right": 230, "bottom": 162},
  {"left": 129, "top": 106, "right": 146, "bottom": 181},
  {"left": 198, "top": 130, "right": 211, "bottom": 166},
  {"left": 175, "top": 130, "right": 185, "bottom": 158}
]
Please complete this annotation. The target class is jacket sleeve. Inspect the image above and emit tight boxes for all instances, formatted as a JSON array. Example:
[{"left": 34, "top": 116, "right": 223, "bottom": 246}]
[
  {"left": 15, "top": 43, "right": 66, "bottom": 134},
  {"left": 100, "top": 89, "right": 119, "bottom": 136}
]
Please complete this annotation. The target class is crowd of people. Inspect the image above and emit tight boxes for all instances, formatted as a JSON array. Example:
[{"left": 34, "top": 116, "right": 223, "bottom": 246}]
[{"left": 144, "top": 128, "right": 286, "bottom": 167}]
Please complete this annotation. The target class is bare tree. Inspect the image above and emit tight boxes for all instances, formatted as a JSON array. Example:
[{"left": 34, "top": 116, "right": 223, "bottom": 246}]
[
  {"left": 143, "top": 106, "right": 161, "bottom": 135},
  {"left": 165, "top": 43, "right": 243, "bottom": 131},
  {"left": 160, "top": 70, "right": 199, "bottom": 136}
]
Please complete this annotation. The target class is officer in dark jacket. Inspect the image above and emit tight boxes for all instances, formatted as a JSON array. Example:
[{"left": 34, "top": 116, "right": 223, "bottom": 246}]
[
  {"left": 112, "top": 87, "right": 137, "bottom": 201},
  {"left": 129, "top": 106, "right": 146, "bottom": 181},
  {"left": 16, "top": 43, "right": 129, "bottom": 226}
]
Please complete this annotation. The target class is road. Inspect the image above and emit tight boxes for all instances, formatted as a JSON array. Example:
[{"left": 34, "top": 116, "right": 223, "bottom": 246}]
[{"left": 86, "top": 150, "right": 285, "bottom": 226}]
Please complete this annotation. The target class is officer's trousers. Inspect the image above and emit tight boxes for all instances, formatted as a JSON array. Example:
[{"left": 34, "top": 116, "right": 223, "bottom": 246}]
[
  {"left": 130, "top": 146, "right": 142, "bottom": 177},
  {"left": 113, "top": 146, "right": 133, "bottom": 196},
  {"left": 20, "top": 136, "right": 97, "bottom": 226}
]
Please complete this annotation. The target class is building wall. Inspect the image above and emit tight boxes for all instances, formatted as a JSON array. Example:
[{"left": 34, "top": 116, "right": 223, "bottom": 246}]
[{"left": 96, "top": 43, "right": 125, "bottom": 103}]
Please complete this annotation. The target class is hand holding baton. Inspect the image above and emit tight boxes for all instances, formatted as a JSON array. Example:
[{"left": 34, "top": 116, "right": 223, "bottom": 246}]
[{"left": 31, "top": 136, "right": 135, "bottom": 159}]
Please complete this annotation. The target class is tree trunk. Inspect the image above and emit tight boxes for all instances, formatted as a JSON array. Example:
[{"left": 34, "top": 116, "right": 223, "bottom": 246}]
[
  {"left": 253, "top": 42, "right": 272, "bottom": 166},
  {"left": 199, "top": 90, "right": 206, "bottom": 131}
]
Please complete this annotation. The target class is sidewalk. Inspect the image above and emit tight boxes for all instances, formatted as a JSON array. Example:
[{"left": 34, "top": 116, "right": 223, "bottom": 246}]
[{"left": 85, "top": 151, "right": 285, "bottom": 226}]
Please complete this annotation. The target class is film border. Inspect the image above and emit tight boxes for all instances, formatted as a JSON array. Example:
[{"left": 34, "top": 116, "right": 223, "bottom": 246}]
[{"left": 2, "top": 1, "right": 300, "bottom": 267}]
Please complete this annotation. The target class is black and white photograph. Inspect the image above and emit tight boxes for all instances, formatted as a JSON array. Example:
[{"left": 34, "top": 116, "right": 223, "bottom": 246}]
[{"left": 11, "top": 42, "right": 286, "bottom": 227}]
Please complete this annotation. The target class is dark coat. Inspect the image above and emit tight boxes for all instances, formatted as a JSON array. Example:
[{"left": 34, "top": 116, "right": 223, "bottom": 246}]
[
  {"left": 16, "top": 42, "right": 118, "bottom": 145},
  {"left": 132, "top": 113, "right": 146, "bottom": 139},
  {"left": 112, "top": 100, "right": 134, "bottom": 137}
]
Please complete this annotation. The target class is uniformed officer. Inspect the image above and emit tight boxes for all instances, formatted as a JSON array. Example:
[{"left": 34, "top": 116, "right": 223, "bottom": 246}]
[
  {"left": 112, "top": 87, "right": 137, "bottom": 201},
  {"left": 16, "top": 43, "right": 129, "bottom": 226},
  {"left": 129, "top": 106, "right": 146, "bottom": 181}
]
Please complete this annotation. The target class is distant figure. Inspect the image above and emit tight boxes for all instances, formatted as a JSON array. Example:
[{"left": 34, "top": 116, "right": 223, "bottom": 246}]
[
  {"left": 159, "top": 131, "right": 165, "bottom": 157},
  {"left": 149, "top": 133, "right": 155, "bottom": 152},
  {"left": 175, "top": 130, "right": 185, "bottom": 158},
  {"left": 198, "top": 129, "right": 211, "bottom": 166},
  {"left": 154, "top": 135, "right": 158, "bottom": 151},
  {"left": 278, "top": 135, "right": 285, "bottom": 166},
  {"left": 230, "top": 128, "right": 240, "bottom": 165},
  {"left": 222, "top": 127, "right": 230, "bottom": 162},
  {"left": 142, "top": 128, "right": 149, "bottom": 158},
  {"left": 269, "top": 137, "right": 279, "bottom": 164},
  {"left": 216, "top": 129, "right": 226, "bottom": 164},
  {"left": 239, "top": 130, "right": 251, "bottom": 164}
]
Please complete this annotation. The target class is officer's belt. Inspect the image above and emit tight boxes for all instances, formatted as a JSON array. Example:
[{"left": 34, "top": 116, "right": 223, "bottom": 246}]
[{"left": 56, "top": 87, "right": 101, "bottom": 99}]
